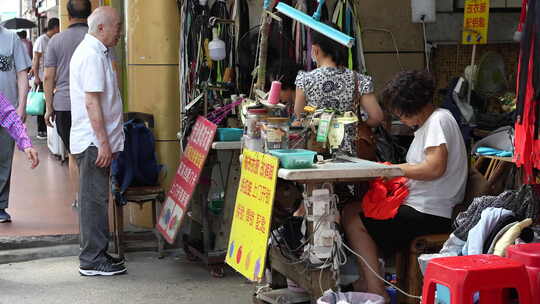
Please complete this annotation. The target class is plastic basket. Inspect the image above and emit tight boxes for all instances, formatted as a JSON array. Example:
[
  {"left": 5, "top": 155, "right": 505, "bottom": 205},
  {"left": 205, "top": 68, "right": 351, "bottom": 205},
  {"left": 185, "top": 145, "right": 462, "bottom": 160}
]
[
  {"left": 216, "top": 128, "right": 243, "bottom": 141},
  {"left": 268, "top": 149, "right": 317, "bottom": 169}
]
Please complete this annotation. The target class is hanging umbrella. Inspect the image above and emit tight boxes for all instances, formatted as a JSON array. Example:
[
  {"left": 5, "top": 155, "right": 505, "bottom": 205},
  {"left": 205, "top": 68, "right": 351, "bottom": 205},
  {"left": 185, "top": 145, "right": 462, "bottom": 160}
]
[{"left": 1, "top": 18, "right": 37, "bottom": 29}]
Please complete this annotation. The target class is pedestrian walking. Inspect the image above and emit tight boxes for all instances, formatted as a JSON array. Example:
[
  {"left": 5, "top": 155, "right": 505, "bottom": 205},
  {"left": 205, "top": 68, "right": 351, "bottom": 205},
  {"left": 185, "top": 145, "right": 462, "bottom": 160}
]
[
  {"left": 16, "top": 31, "right": 33, "bottom": 60},
  {"left": 0, "top": 92, "right": 39, "bottom": 170},
  {"left": 44, "top": 0, "right": 92, "bottom": 208},
  {"left": 32, "top": 17, "right": 59, "bottom": 139},
  {"left": 70, "top": 6, "right": 125, "bottom": 276},
  {"left": 0, "top": 24, "right": 32, "bottom": 223}
]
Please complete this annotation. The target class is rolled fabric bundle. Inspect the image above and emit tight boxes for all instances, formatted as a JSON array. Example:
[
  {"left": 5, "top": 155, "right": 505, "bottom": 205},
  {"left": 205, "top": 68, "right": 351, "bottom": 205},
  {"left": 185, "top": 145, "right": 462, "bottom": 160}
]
[{"left": 267, "top": 81, "right": 282, "bottom": 104}]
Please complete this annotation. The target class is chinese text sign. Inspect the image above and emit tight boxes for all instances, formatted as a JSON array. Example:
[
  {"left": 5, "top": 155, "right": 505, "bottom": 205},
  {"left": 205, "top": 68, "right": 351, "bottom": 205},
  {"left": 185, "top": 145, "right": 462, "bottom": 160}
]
[
  {"left": 226, "top": 149, "right": 279, "bottom": 281},
  {"left": 462, "top": 0, "right": 490, "bottom": 44},
  {"left": 157, "top": 116, "right": 217, "bottom": 244}
]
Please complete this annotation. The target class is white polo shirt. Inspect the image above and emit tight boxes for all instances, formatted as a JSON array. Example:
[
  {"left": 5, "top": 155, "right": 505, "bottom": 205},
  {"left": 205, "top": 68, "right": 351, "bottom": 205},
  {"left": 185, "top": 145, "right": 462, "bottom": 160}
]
[{"left": 69, "top": 34, "right": 124, "bottom": 154}]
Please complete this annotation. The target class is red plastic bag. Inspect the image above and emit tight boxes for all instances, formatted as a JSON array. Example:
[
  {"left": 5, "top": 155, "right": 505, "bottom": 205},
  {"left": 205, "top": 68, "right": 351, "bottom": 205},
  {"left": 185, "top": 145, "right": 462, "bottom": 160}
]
[{"left": 361, "top": 177, "right": 409, "bottom": 220}]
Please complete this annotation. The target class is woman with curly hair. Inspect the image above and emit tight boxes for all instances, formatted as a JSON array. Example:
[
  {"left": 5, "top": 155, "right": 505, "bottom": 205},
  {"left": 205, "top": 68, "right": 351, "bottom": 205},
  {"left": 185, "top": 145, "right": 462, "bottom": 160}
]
[{"left": 341, "top": 70, "right": 468, "bottom": 300}]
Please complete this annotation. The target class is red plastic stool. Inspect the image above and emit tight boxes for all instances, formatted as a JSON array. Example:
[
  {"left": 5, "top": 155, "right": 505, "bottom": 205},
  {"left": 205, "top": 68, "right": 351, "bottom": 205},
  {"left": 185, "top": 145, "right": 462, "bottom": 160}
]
[
  {"left": 422, "top": 254, "right": 532, "bottom": 304},
  {"left": 507, "top": 243, "right": 540, "bottom": 299}
]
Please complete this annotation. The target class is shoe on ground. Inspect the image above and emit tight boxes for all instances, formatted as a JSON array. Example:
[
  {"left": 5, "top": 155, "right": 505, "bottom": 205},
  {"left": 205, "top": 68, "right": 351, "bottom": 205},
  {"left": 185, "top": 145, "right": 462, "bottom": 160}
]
[
  {"left": 79, "top": 261, "right": 127, "bottom": 276},
  {"left": 105, "top": 252, "right": 125, "bottom": 266},
  {"left": 0, "top": 209, "right": 11, "bottom": 223},
  {"left": 36, "top": 132, "right": 47, "bottom": 139}
]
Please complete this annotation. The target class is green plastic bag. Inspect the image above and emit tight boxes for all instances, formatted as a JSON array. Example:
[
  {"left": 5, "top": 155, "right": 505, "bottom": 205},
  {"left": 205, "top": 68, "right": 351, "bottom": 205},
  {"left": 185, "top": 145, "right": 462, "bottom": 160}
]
[{"left": 26, "top": 88, "right": 45, "bottom": 116}]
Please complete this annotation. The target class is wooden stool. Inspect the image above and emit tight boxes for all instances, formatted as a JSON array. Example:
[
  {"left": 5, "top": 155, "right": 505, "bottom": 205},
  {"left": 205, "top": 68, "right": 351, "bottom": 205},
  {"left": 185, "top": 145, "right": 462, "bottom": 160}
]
[{"left": 112, "top": 185, "right": 165, "bottom": 259}]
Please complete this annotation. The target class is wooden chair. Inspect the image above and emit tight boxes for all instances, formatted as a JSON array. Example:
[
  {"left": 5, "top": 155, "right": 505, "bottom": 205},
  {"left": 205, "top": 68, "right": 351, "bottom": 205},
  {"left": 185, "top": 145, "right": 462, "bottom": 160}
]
[
  {"left": 395, "top": 166, "right": 493, "bottom": 303},
  {"left": 111, "top": 112, "right": 166, "bottom": 259}
]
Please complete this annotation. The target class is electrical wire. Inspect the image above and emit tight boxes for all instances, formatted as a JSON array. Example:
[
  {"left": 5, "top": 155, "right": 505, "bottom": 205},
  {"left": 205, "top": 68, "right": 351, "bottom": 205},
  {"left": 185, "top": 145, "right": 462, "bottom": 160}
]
[
  {"left": 421, "top": 15, "right": 430, "bottom": 72},
  {"left": 341, "top": 242, "right": 422, "bottom": 301},
  {"left": 361, "top": 28, "right": 404, "bottom": 71}
]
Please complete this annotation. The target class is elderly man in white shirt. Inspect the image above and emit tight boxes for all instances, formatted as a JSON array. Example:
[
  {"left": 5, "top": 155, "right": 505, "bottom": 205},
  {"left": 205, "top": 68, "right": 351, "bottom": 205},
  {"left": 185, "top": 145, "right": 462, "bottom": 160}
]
[{"left": 70, "top": 6, "right": 125, "bottom": 276}]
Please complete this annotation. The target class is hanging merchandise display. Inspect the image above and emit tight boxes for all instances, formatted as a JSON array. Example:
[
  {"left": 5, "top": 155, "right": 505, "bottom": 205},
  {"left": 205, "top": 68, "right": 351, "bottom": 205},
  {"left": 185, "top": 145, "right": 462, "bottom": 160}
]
[
  {"left": 514, "top": 0, "right": 540, "bottom": 184},
  {"left": 514, "top": 0, "right": 529, "bottom": 42},
  {"left": 332, "top": 0, "right": 356, "bottom": 70},
  {"left": 276, "top": 0, "right": 355, "bottom": 48},
  {"left": 178, "top": 0, "right": 246, "bottom": 147},
  {"left": 209, "top": 27, "right": 227, "bottom": 61}
]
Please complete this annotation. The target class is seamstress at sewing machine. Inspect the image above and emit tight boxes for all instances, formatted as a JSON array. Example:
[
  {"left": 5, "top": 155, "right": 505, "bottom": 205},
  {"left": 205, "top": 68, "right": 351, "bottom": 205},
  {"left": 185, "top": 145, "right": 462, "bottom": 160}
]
[
  {"left": 341, "top": 70, "right": 468, "bottom": 301},
  {"left": 292, "top": 22, "right": 383, "bottom": 156}
]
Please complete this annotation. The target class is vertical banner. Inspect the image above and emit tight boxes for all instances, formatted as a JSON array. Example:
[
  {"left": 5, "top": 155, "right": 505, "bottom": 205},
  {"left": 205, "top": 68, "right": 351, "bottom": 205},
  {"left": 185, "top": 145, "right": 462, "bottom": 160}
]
[
  {"left": 157, "top": 116, "right": 217, "bottom": 244},
  {"left": 226, "top": 149, "right": 279, "bottom": 281},
  {"left": 462, "top": 0, "right": 490, "bottom": 44}
]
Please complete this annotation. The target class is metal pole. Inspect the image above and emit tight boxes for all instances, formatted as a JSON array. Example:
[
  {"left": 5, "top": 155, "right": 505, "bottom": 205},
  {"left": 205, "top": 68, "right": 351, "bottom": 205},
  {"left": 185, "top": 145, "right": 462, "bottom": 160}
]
[
  {"left": 255, "top": 12, "right": 271, "bottom": 91},
  {"left": 467, "top": 44, "right": 476, "bottom": 104}
]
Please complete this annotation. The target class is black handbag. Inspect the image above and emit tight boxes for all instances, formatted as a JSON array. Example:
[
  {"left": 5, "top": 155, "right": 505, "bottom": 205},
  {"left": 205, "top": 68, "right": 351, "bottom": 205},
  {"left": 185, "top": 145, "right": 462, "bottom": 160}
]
[{"left": 374, "top": 126, "right": 407, "bottom": 164}]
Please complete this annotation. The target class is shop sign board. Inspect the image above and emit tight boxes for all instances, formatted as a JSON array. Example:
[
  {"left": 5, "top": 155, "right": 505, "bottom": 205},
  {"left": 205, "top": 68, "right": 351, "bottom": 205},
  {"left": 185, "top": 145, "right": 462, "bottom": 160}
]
[
  {"left": 157, "top": 116, "right": 217, "bottom": 244},
  {"left": 462, "top": 0, "right": 490, "bottom": 45},
  {"left": 226, "top": 149, "right": 278, "bottom": 281}
]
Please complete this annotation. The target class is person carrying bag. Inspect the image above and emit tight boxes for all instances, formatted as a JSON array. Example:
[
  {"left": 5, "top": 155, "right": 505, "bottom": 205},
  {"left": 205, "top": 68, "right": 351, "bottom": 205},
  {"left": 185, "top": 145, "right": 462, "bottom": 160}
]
[{"left": 26, "top": 85, "right": 45, "bottom": 116}]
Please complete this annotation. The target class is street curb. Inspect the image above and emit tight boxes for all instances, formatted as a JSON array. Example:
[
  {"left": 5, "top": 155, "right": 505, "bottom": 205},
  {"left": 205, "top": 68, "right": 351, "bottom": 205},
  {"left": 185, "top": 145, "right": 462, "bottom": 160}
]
[
  {"left": 0, "top": 244, "right": 79, "bottom": 265},
  {"left": 0, "top": 234, "right": 79, "bottom": 250}
]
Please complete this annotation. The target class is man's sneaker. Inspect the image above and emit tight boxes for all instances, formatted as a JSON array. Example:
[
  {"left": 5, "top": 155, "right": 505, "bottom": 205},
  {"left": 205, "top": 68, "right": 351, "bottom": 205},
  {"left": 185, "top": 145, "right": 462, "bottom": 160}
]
[
  {"left": 0, "top": 209, "right": 11, "bottom": 223},
  {"left": 36, "top": 132, "right": 47, "bottom": 140},
  {"left": 79, "top": 261, "right": 127, "bottom": 276},
  {"left": 105, "top": 253, "right": 125, "bottom": 266}
]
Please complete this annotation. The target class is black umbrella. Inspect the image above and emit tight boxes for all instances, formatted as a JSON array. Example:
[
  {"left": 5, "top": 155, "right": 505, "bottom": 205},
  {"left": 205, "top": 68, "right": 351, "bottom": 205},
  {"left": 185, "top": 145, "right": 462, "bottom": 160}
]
[{"left": 1, "top": 18, "right": 36, "bottom": 29}]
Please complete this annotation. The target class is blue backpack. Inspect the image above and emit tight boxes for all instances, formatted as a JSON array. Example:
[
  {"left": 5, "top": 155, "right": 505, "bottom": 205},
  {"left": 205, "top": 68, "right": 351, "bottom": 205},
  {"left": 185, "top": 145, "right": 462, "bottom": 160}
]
[{"left": 112, "top": 118, "right": 162, "bottom": 205}]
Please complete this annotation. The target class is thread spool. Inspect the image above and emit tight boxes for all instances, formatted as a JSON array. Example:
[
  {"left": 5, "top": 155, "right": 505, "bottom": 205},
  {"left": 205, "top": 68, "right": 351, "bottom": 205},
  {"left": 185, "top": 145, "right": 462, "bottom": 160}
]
[{"left": 267, "top": 81, "right": 282, "bottom": 105}]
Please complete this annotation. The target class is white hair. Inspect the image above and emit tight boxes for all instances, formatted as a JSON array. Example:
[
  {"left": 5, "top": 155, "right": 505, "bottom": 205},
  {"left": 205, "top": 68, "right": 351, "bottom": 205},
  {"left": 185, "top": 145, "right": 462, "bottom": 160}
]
[{"left": 87, "top": 7, "right": 112, "bottom": 34}]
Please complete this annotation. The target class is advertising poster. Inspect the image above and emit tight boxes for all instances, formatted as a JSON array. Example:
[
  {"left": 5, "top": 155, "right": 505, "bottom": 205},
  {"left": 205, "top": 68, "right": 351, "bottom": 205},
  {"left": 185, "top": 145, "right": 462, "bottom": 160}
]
[
  {"left": 157, "top": 116, "right": 217, "bottom": 244},
  {"left": 226, "top": 149, "right": 279, "bottom": 281}
]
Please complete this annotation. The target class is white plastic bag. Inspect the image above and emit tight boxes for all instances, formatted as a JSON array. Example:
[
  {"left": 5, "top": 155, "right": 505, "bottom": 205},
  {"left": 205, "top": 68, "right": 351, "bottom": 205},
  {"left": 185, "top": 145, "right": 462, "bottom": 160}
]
[
  {"left": 317, "top": 290, "right": 384, "bottom": 304},
  {"left": 47, "top": 121, "right": 67, "bottom": 161}
]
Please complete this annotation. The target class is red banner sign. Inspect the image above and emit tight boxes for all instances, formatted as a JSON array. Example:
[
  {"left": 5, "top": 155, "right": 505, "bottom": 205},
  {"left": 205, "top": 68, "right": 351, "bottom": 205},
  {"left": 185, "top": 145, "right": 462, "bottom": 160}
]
[{"left": 157, "top": 116, "right": 217, "bottom": 244}]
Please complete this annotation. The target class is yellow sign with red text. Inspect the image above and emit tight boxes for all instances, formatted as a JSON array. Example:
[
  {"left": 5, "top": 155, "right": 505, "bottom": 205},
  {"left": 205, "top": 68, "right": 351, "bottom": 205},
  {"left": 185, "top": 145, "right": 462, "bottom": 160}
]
[
  {"left": 462, "top": 0, "right": 490, "bottom": 44},
  {"left": 226, "top": 149, "right": 278, "bottom": 281}
]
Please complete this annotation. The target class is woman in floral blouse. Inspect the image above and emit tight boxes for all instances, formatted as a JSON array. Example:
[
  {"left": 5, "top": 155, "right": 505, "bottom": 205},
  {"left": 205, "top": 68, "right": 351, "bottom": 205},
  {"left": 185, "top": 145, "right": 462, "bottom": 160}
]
[{"left": 294, "top": 24, "right": 383, "bottom": 156}]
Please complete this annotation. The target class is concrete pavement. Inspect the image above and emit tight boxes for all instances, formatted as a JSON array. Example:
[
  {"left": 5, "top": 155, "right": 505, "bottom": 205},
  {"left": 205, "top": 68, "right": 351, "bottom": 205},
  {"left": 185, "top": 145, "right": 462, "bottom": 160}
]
[{"left": 0, "top": 252, "right": 255, "bottom": 304}]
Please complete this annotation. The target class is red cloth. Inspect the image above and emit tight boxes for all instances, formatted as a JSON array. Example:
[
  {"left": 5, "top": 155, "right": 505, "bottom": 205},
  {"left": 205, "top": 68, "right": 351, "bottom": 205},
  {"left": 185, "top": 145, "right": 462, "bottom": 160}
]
[
  {"left": 361, "top": 177, "right": 409, "bottom": 220},
  {"left": 514, "top": 0, "right": 539, "bottom": 184},
  {"left": 514, "top": 46, "right": 536, "bottom": 183},
  {"left": 518, "top": 0, "right": 528, "bottom": 32}
]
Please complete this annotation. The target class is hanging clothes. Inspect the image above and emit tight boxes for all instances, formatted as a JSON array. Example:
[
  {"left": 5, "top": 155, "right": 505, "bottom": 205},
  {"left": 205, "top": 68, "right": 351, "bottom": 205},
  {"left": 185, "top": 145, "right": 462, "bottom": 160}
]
[{"left": 514, "top": 0, "right": 540, "bottom": 184}]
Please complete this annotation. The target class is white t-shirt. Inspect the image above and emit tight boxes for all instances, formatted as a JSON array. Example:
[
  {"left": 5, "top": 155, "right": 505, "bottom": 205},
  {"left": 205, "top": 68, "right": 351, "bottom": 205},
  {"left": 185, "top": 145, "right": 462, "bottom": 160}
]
[
  {"left": 404, "top": 108, "right": 468, "bottom": 219},
  {"left": 69, "top": 34, "right": 124, "bottom": 154},
  {"left": 33, "top": 34, "right": 50, "bottom": 79}
]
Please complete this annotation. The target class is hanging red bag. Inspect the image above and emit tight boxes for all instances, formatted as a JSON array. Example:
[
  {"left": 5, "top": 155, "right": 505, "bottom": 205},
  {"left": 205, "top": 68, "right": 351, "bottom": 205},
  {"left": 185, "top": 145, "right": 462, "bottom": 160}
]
[{"left": 361, "top": 177, "right": 409, "bottom": 220}]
